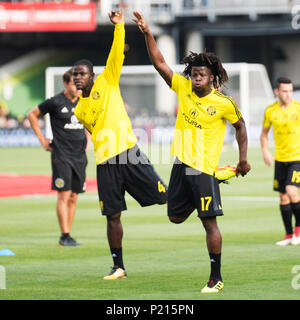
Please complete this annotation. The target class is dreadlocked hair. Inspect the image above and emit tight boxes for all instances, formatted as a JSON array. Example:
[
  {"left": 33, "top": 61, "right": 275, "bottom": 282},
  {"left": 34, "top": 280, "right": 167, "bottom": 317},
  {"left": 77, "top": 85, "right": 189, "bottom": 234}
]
[{"left": 182, "top": 51, "right": 228, "bottom": 89}]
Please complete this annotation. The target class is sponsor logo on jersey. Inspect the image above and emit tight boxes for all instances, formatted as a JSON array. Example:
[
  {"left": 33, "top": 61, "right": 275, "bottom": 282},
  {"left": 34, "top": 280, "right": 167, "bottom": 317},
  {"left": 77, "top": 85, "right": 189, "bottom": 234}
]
[
  {"left": 189, "top": 108, "right": 199, "bottom": 119},
  {"left": 182, "top": 112, "right": 202, "bottom": 129},
  {"left": 61, "top": 107, "right": 69, "bottom": 113},
  {"left": 64, "top": 115, "right": 84, "bottom": 129}
]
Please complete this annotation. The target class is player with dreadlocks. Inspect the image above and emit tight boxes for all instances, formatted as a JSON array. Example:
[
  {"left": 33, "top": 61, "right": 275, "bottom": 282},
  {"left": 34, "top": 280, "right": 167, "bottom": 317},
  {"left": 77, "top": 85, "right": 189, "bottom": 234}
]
[
  {"left": 182, "top": 51, "right": 228, "bottom": 89},
  {"left": 133, "top": 11, "right": 251, "bottom": 293}
]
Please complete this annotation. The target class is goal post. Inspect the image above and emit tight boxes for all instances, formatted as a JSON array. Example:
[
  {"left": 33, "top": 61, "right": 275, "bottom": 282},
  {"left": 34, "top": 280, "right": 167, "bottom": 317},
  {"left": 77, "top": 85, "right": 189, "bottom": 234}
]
[{"left": 45, "top": 63, "right": 274, "bottom": 144}]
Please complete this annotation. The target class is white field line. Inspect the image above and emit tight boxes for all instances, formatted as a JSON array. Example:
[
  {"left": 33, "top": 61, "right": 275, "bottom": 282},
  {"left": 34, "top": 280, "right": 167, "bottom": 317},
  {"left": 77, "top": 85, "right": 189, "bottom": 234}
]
[{"left": 222, "top": 196, "right": 278, "bottom": 202}]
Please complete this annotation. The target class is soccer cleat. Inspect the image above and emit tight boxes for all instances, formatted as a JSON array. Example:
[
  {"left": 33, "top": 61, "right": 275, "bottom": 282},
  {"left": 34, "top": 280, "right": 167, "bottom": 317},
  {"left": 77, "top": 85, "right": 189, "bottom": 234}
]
[
  {"left": 201, "top": 279, "right": 224, "bottom": 293},
  {"left": 59, "top": 235, "right": 81, "bottom": 247},
  {"left": 215, "top": 165, "right": 237, "bottom": 183},
  {"left": 275, "top": 234, "right": 293, "bottom": 246},
  {"left": 291, "top": 230, "right": 300, "bottom": 245},
  {"left": 103, "top": 267, "right": 127, "bottom": 280}
]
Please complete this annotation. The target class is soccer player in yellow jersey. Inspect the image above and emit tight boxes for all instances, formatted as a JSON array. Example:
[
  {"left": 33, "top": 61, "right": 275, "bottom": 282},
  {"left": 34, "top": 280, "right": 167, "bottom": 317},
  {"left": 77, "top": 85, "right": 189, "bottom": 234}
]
[
  {"left": 261, "top": 77, "right": 300, "bottom": 246},
  {"left": 133, "top": 11, "right": 251, "bottom": 293},
  {"left": 73, "top": 11, "right": 167, "bottom": 280}
]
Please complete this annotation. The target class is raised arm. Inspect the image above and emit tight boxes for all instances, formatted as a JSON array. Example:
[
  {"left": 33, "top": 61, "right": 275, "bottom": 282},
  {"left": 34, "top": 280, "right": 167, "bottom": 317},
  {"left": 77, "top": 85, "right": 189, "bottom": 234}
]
[
  {"left": 132, "top": 11, "right": 173, "bottom": 87},
  {"left": 232, "top": 118, "right": 251, "bottom": 176},
  {"left": 103, "top": 11, "right": 125, "bottom": 85}
]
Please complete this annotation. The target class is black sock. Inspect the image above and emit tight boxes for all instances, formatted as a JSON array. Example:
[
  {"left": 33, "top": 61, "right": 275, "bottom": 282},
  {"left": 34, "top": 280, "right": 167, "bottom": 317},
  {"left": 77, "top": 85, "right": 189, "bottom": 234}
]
[
  {"left": 61, "top": 233, "right": 69, "bottom": 239},
  {"left": 291, "top": 201, "right": 300, "bottom": 227},
  {"left": 280, "top": 204, "right": 293, "bottom": 234},
  {"left": 110, "top": 248, "right": 124, "bottom": 269},
  {"left": 209, "top": 252, "right": 222, "bottom": 281}
]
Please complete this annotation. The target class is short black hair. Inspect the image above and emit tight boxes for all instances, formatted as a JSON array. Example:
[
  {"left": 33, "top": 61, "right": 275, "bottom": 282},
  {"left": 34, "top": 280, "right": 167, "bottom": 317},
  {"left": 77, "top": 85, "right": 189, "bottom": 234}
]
[
  {"left": 182, "top": 51, "right": 228, "bottom": 89},
  {"left": 275, "top": 77, "right": 292, "bottom": 89},
  {"left": 63, "top": 68, "right": 73, "bottom": 84},
  {"left": 74, "top": 59, "right": 94, "bottom": 74}
]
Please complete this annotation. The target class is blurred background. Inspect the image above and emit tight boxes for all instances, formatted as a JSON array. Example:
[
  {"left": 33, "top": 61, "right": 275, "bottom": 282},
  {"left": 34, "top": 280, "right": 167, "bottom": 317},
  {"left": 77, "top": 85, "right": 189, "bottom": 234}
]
[{"left": 1, "top": 0, "right": 300, "bottom": 147}]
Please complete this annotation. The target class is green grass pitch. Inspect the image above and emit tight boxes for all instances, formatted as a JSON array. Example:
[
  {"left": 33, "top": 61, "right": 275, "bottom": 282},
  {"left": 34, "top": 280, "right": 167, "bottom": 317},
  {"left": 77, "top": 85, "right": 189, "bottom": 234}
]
[{"left": 0, "top": 145, "right": 300, "bottom": 300}]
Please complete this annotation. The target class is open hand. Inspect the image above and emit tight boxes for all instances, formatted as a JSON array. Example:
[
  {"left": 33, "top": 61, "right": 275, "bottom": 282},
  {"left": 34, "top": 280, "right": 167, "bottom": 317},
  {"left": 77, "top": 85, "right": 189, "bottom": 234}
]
[
  {"left": 132, "top": 10, "right": 149, "bottom": 34},
  {"left": 108, "top": 10, "right": 124, "bottom": 24}
]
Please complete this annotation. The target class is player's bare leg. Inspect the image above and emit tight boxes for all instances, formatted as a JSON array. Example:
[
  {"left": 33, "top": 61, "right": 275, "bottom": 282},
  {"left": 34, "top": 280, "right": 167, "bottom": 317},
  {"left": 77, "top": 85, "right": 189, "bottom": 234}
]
[
  {"left": 107, "top": 212, "right": 123, "bottom": 248},
  {"left": 57, "top": 190, "right": 72, "bottom": 234},
  {"left": 201, "top": 217, "right": 222, "bottom": 254},
  {"left": 286, "top": 185, "right": 300, "bottom": 203},
  {"left": 104, "top": 212, "right": 127, "bottom": 280},
  {"left": 67, "top": 192, "right": 78, "bottom": 232},
  {"left": 168, "top": 206, "right": 195, "bottom": 224},
  {"left": 200, "top": 216, "right": 224, "bottom": 293},
  {"left": 57, "top": 190, "right": 80, "bottom": 246}
]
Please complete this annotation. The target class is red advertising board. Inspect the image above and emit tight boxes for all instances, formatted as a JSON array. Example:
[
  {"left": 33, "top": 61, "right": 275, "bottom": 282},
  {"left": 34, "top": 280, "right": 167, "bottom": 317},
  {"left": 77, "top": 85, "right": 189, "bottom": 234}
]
[{"left": 0, "top": 2, "right": 97, "bottom": 32}]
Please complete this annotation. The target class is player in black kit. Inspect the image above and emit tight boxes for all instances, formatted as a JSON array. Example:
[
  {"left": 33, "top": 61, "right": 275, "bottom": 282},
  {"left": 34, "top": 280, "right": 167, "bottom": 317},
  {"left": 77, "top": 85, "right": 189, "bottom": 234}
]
[{"left": 27, "top": 68, "right": 88, "bottom": 246}]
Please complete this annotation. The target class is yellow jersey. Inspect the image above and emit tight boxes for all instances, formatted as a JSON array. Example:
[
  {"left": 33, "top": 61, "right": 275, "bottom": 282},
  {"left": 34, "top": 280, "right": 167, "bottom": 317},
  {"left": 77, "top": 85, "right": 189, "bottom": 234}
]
[
  {"left": 263, "top": 100, "right": 300, "bottom": 162},
  {"left": 171, "top": 72, "right": 242, "bottom": 175},
  {"left": 74, "top": 23, "right": 137, "bottom": 165}
]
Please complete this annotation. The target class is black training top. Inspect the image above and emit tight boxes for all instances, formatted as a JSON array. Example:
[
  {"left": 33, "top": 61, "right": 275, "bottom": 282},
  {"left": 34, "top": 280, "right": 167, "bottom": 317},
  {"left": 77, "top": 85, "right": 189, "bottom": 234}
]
[{"left": 38, "top": 92, "right": 87, "bottom": 156}]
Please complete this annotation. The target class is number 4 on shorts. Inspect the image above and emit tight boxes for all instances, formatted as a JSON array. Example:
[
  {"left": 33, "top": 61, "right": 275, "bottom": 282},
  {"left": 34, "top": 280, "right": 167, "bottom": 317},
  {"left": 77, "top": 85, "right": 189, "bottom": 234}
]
[{"left": 158, "top": 181, "right": 166, "bottom": 193}]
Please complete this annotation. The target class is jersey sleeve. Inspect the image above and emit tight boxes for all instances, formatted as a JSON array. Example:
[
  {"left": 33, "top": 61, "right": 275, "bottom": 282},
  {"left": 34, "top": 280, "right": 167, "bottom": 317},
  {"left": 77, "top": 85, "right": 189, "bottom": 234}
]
[
  {"left": 170, "top": 72, "right": 189, "bottom": 93},
  {"left": 171, "top": 72, "right": 182, "bottom": 93},
  {"left": 223, "top": 97, "right": 242, "bottom": 124},
  {"left": 102, "top": 22, "right": 125, "bottom": 85},
  {"left": 38, "top": 97, "right": 54, "bottom": 116},
  {"left": 262, "top": 108, "right": 271, "bottom": 128}
]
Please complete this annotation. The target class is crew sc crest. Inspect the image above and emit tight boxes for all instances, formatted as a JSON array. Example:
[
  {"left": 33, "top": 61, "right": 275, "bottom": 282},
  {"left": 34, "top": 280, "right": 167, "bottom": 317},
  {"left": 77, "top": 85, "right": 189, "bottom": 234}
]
[
  {"left": 206, "top": 106, "right": 216, "bottom": 116},
  {"left": 92, "top": 91, "right": 100, "bottom": 100}
]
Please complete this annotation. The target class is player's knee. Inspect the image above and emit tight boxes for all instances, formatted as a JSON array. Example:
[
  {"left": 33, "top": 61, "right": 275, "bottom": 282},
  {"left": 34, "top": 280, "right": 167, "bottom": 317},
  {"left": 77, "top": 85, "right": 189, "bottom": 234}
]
[
  {"left": 69, "top": 192, "right": 78, "bottom": 204},
  {"left": 107, "top": 212, "right": 121, "bottom": 224},
  {"left": 286, "top": 186, "right": 300, "bottom": 202},
  {"left": 279, "top": 192, "right": 290, "bottom": 204},
  {"left": 169, "top": 216, "right": 184, "bottom": 224},
  {"left": 201, "top": 217, "right": 218, "bottom": 233}
]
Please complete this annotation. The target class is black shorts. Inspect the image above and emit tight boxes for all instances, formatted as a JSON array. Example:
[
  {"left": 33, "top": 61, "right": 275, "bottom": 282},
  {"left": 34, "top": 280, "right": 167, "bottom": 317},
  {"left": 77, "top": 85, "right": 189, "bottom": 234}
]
[
  {"left": 167, "top": 159, "right": 223, "bottom": 218},
  {"left": 96, "top": 145, "right": 167, "bottom": 215},
  {"left": 51, "top": 151, "right": 87, "bottom": 193},
  {"left": 274, "top": 160, "right": 300, "bottom": 193}
]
